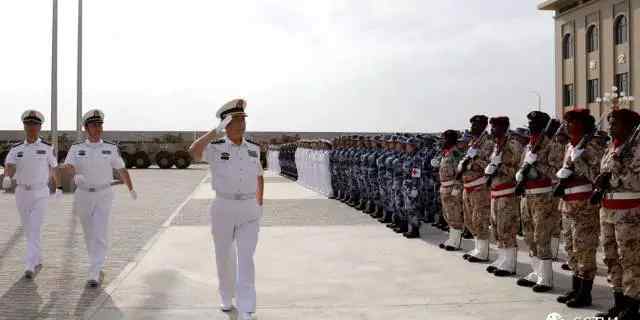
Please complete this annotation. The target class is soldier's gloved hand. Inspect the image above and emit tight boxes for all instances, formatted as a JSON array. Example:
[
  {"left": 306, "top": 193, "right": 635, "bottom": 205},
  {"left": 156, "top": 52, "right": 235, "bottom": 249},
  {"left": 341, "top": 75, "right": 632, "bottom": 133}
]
[
  {"left": 215, "top": 116, "right": 233, "bottom": 134},
  {"left": 570, "top": 148, "right": 584, "bottom": 162},
  {"left": 466, "top": 147, "right": 478, "bottom": 158},
  {"left": 484, "top": 163, "right": 498, "bottom": 175},
  {"left": 2, "top": 176, "right": 12, "bottom": 190},
  {"left": 73, "top": 175, "right": 86, "bottom": 187},
  {"left": 524, "top": 151, "right": 537, "bottom": 165},
  {"left": 451, "top": 188, "right": 461, "bottom": 197},
  {"left": 410, "top": 189, "right": 418, "bottom": 198},
  {"left": 556, "top": 167, "right": 573, "bottom": 179},
  {"left": 129, "top": 190, "right": 138, "bottom": 200}
]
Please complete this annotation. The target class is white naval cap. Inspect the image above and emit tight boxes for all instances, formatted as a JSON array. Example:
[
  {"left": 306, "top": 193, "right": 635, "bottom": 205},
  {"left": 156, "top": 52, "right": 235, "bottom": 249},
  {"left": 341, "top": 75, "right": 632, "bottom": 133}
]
[
  {"left": 215, "top": 99, "right": 248, "bottom": 120},
  {"left": 21, "top": 109, "right": 45, "bottom": 125},
  {"left": 82, "top": 109, "right": 105, "bottom": 125}
]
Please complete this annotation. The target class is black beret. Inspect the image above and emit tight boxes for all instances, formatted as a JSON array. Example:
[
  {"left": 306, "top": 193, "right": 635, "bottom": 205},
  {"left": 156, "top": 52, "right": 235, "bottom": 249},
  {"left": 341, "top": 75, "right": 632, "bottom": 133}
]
[
  {"left": 489, "top": 116, "right": 510, "bottom": 128},
  {"left": 470, "top": 115, "right": 488, "bottom": 124}
]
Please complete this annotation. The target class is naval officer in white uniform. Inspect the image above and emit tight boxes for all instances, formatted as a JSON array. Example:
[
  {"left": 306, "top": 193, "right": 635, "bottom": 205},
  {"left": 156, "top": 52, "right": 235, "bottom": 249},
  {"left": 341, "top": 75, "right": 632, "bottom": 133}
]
[
  {"left": 189, "top": 99, "right": 264, "bottom": 320},
  {"left": 2, "top": 110, "right": 60, "bottom": 279},
  {"left": 62, "top": 109, "right": 137, "bottom": 287}
]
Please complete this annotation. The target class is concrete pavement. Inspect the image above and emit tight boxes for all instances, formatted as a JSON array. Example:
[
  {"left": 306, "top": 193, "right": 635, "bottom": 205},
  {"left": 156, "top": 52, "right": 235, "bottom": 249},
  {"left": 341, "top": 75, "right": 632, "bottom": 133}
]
[{"left": 85, "top": 171, "right": 612, "bottom": 320}]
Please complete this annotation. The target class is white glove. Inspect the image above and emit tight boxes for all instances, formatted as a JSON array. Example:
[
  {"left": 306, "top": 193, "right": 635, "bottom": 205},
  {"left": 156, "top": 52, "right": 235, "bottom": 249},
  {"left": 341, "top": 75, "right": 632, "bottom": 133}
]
[
  {"left": 484, "top": 163, "right": 498, "bottom": 176},
  {"left": 466, "top": 147, "right": 478, "bottom": 158},
  {"left": 451, "top": 188, "right": 461, "bottom": 197},
  {"left": 490, "top": 152, "right": 502, "bottom": 165},
  {"left": 74, "top": 175, "right": 86, "bottom": 187},
  {"left": 524, "top": 151, "right": 537, "bottom": 165},
  {"left": 215, "top": 116, "right": 233, "bottom": 134},
  {"left": 129, "top": 190, "right": 138, "bottom": 200},
  {"left": 556, "top": 167, "right": 574, "bottom": 179},
  {"left": 570, "top": 148, "right": 584, "bottom": 162},
  {"left": 410, "top": 189, "right": 418, "bottom": 198},
  {"left": 2, "top": 176, "right": 12, "bottom": 190},
  {"left": 515, "top": 170, "right": 524, "bottom": 183}
]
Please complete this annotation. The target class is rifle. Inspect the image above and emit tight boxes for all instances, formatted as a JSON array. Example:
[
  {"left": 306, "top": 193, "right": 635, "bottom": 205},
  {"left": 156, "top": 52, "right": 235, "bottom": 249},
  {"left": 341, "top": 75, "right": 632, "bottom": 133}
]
[
  {"left": 590, "top": 123, "right": 640, "bottom": 204},
  {"left": 553, "top": 116, "right": 607, "bottom": 197},
  {"left": 484, "top": 135, "right": 509, "bottom": 187},
  {"left": 515, "top": 119, "right": 561, "bottom": 196},
  {"left": 455, "top": 131, "right": 488, "bottom": 180}
]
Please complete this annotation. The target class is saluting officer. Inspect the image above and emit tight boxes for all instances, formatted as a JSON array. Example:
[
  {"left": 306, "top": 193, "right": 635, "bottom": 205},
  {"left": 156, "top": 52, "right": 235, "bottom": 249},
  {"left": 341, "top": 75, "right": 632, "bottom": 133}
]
[
  {"left": 63, "top": 109, "right": 137, "bottom": 288},
  {"left": 2, "top": 110, "right": 60, "bottom": 279},
  {"left": 189, "top": 99, "right": 264, "bottom": 320}
]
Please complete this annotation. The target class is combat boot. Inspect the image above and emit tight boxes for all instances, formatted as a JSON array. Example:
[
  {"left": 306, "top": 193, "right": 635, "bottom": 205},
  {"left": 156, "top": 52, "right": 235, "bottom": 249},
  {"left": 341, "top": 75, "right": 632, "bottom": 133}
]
[
  {"left": 595, "top": 291, "right": 626, "bottom": 319},
  {"left": 467, "top": 239, "right": 490, "bottom": 263},
  {"left": 494, "top": 247, "right": 517, "bottom": 277},
  {"left": 364, "top": 201, "right": 375, "bottom": 214},
  {"left": 566, "top": 278, "right": 592, "bottom": 308},
  {"left": 557, "top": 275, "right": 580, "bottom": 304},
  {"left": 517, "top": 257, "right": 539, "bottom": 287},
  {"left": 355, "top": 199, "right": 365, "bottom": 210},
  {"left": 403, "top": 222, "right": 420, "bottom": 238},
  {"left": 532, "top": 259, "right": 554, "bottom": 293}
]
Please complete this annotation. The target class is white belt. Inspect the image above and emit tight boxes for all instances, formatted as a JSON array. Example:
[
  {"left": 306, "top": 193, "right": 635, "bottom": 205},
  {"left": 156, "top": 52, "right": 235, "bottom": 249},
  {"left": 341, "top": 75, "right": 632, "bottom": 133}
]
[
  {"left": 525, "top": 186, "right": 553, "bottom": 195},
  {"left": 441, "top": 180, "right": 455, "bottom": 187},
  {"left": 463, "top": 177, "right": 487, "bottom": 188},
  {"left": 604, "top": 192, "right": 640, "bottom": 200},
  {"left": 78, "top": 184, "right": 111, "bottom": 193},
  {"left": 216, "top": 192, "right": 257, "bottom": 201},
  {"left": 17, "top": 183, "right": 48, "bottom": 191},
  {"left": 564, "top": 185, "right": 593, "bottom": 195},
  {"left": 491, "top": 187, "right": 516, "bottom": 198}
]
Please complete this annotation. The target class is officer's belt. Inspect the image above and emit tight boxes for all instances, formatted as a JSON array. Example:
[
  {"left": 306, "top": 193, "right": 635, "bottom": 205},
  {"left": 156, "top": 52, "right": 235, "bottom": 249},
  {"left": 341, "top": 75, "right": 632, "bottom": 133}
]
[
  {"left": 524, "top": 186, "right": 553, "bottom": 195},
  {"left": 463, "top": 176, "right": 486, "bottom": 188},
  {"left": 77, "top": 184, "right": 112, "bottom": 193},
  {"left": 216, "top": 192, "right": 256, "bottom": 201},
  {"left": 564, "top": 185, "right": 593, "bottom": 195},
  {"left": 604, "top": 192, "right": 640, "bottom": 200},
  {"left": 440, "top": 180, "right": 455, "bottom": 187},
  {"left": 17, "top": 183, "right": 48, "bottom": 191}
]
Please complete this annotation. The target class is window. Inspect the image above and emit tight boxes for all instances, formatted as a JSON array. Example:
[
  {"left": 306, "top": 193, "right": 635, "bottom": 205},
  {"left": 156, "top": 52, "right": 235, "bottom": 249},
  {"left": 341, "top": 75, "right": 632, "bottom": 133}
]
[
  {"left": 563, "top": 84, "right": 575, "bottom": 106},
  {"left": 587, "top": 79, "right": 599, "bottom": 103},
  {"left": 562, "top": 33, "right": 573, "bottom": 59},
  {"left": 615, "top": 73, "right": 629, "bottom": 95},
  {"left": 586, "top": 25, "right": 598, "bottom": 52},
  {"left": 615, "top": 15, "right": 628, "bottom": 45}
]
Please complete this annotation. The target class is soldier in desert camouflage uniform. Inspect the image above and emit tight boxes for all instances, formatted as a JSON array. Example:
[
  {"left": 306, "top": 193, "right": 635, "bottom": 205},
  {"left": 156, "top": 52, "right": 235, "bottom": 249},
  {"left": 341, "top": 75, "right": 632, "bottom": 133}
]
[
  {"left": 593, "top": 108, "right": 640, "bottom": 320},
  {"left": 436, "top": 130, "right": 465, "bottom": 251},
  {"left": 515, "top": 111, "right": 563, "bottom": 293},
  {"left": 484, "top": 117, "right": 522, "bottom": 277},
  {"left": 553, "top": 109, "right": 603, "bottom": 308},
  {"left": 457, "top": 115, "right": 493, "bottom": 263}
]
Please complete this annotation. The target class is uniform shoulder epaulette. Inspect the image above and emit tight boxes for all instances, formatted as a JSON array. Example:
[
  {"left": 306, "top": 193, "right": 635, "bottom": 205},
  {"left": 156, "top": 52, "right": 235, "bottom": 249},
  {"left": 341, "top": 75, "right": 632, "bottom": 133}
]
[
  {"left": 11, "top": 141, "right": 23, "bottom": 148},
  {"left": 40, "top": 139, "right": 52, "bottom": 146},
  {"left": 211, "top": 139, "right": 225, "bottom": 144},
  {"left": 246, "top": 139, "right": 260, "bottom": 146},
  {"left": 103, "top": 140, "right": 117, "bottom": 145}
]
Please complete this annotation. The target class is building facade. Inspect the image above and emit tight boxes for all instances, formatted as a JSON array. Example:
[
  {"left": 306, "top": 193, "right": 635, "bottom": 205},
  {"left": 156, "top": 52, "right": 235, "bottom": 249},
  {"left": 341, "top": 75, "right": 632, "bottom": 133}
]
[{"left": 539, "top": 0, "right": 639, "bottom": 120}]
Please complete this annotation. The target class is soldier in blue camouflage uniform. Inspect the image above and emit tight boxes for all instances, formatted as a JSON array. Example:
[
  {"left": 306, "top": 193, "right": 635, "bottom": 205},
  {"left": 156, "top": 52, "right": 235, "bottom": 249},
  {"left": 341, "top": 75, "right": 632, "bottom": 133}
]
[
  {"left": 417, "top": 136, "right": 441, "bottom": 229},
  {"left": 380, "top": 136, "right": 400, "bottom": 224},
  {"left": 375, "top": 136, "right": 393, "bottom": 222},
  {"left": 403, "top": 138, "right": 425, "bottom": 238},
  {"left": 388, "top": 138, "right": 408, "bottom": 233},
  {"left": 356, "top": 137, "right": 372, "bottom": 211},
  {"left": 329, "top": 138, "right": 339, "bottom": 200},
  {"left": 364, "top": 137, "right": 382, "bottom": 215}
]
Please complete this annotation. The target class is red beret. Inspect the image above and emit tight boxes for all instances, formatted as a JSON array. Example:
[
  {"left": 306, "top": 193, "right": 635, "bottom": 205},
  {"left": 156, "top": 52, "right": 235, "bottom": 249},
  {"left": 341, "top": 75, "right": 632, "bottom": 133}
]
[
  {"left": 489, "top": 116, "right": 510, "bottom": 128},
  {"left": 564, "top": 108, "right": 590, "bottom": 123}
]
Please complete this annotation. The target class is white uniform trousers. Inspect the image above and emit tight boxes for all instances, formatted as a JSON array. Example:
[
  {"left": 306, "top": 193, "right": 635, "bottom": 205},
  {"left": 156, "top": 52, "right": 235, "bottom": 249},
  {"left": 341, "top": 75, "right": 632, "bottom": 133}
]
[
  {"left": 15, "top": 186, "right": 49, "bottom": 270},
  {"left": 210, "top": 198, "right": 262, "bottom": 313},
  {"left": 73, "top": 188, "right": 114, "bottom": 279}
]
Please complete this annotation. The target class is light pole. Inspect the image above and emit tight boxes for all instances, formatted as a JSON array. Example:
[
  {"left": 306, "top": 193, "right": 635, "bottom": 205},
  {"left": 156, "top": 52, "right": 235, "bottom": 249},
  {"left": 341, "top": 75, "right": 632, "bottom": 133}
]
[
  {"left": 530, "top": 91, "right": 542, "bottom": 111},
  {"left": 77, "top": 0, "right": 83, "bottom": 140},
  {"left": 51, "top": 0, "right": 58, "bottom": 155}
]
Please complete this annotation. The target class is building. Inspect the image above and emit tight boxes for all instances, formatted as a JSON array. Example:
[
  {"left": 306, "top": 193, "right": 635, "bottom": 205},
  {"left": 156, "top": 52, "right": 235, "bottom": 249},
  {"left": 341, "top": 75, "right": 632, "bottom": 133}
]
[{"left": 539, "top": 0, "right": 639, "bottom": 120}]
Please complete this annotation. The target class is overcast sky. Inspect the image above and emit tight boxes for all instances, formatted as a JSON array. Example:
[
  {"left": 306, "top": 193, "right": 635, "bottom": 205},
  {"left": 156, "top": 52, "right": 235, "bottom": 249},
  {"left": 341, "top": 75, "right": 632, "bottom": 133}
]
[{"left": 0, "top": 0, "right": 555, "bottom": 132}]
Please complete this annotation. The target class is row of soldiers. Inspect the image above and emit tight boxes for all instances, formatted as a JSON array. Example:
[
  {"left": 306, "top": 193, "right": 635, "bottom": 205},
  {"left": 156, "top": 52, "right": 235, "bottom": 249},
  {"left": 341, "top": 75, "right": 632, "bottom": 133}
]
[
  {"left": 294, "top": 140, "right": 333, "bottom": 197},
  {"left": 329, "top": 134, "right": 443, "bottom": 238},
  {"left": 445, "top": 107, "right": 640, "bottom": 320},
  {"left": 329, "top": 103, "right": 640, "bottom": 319},
  {"left": 277, "top": 143, "right": 298, "bottom": 179}
]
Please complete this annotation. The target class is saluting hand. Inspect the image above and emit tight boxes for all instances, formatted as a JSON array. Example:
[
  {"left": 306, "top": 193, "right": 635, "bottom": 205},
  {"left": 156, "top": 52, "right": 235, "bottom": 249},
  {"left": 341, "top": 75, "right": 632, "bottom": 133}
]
[{"left": 215, "top": 116, "right": 233, "bottom": 134}]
